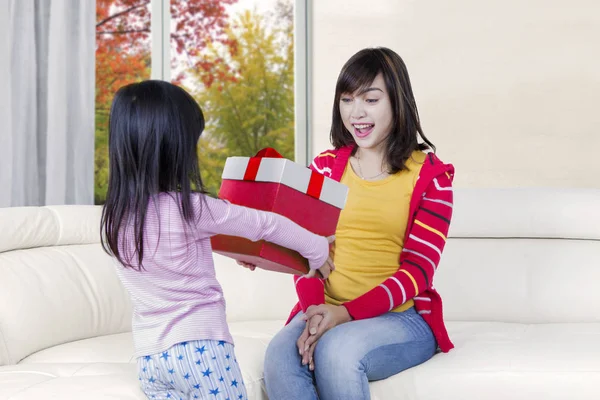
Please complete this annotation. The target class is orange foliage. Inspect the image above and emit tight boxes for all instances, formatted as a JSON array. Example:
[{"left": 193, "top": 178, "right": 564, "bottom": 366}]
[{"left": 95, "top": 0, "right": 237, "bottom": 105}]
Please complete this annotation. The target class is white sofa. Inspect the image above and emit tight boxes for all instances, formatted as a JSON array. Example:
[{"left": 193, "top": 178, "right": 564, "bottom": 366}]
[{"left": 1, "top": 188, "right": 599, "bottom": 400}]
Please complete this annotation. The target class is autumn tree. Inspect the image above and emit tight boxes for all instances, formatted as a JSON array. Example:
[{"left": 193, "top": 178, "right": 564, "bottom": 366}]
[
  {"left": 94, "top": 0, "right": 237, "bottom": 204},
  {"left": 193, "top": 5, "right": 295, "bottom": 195}
]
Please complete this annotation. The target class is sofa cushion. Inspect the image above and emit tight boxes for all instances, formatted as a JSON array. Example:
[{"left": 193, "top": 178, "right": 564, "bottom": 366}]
[
  {"left": 8, "top": 321, "right": 289, "bottom": 400},
  {"left": 0, "top": 244, "right": 132, "bottom": 365},
  {"left": 3, "top": 320, "right": 599, "bottom": 400},
  {"left": 371, "top": 321, "right": 600, "bottom": 400},
  {"left": 0, "top": 364, "right": 143, "bottom": 400},
  {"left": 19, "top": 333, "right": 135, "bottom": 364}
]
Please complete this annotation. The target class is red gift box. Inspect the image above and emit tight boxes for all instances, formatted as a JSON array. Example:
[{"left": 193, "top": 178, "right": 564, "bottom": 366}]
[{"left": 210, "top": 148, "right": 348, "bottom": 275}]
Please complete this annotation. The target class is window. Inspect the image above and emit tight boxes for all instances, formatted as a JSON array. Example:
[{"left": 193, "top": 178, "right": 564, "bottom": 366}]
[
  {"left": 94, "top": 0, "right": 306, "bottom": 203},
  {"left": 95, "top": 0, "right": 152, "bottom": 204}
]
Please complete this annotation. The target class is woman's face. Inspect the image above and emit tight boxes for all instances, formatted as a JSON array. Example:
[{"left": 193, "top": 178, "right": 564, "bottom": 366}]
[{"left": 339, "top": 73, "right": 393, "bottom": 153}]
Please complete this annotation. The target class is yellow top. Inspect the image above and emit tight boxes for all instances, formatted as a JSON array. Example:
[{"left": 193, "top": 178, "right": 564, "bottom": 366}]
[{"left": 325, "top": 151, "right": 426, "bottom": 312}]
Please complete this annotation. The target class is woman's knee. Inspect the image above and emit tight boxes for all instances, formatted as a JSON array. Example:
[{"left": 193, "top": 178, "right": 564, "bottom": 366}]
[
  {"left": 313, "top": 335, "right": 370, "bottom": 400},
  {"left": 265, "top": 334, "right": 293, "bottom": 365},
  {"left": 314, "top": 331, "right": 362, "bottom": 378},
  {"left": 264, "top": 322, "right": 304, "bottom": 375}
]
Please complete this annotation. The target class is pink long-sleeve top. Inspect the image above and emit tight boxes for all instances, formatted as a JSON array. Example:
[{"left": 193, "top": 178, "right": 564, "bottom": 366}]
[{"left": 115, "top": 192, "right": 328, "bottom": 358}]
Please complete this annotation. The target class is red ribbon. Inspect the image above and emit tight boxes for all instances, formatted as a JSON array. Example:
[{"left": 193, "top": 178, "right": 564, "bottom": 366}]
[
  {"left": 243, "top": 148, "right": 282, "bottom": 181},
  {"left": 255, "top": 147, "right": 283, "bottom": 158},
  {"left": 306, "top": 171, "right": 324, "bottom": 199},
  {"left": 242, "top": 147, "right": 324, "bottom": 200}
]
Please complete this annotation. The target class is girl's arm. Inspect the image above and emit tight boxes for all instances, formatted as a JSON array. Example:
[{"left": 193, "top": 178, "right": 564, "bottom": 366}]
[
  {"left": 342, "top": 171, "right": 454, "bottom": 320},
  {"left": 198, "top": 195, "right": 329, "bottom": 271},
  {"left": 291, "top": 154, "right": 335, "bottom": 311}
]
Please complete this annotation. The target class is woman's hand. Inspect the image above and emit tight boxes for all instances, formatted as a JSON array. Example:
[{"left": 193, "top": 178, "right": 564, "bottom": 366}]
[
  {"left": 298, "top": 304, "right": 353, "bottom": 369},
  {"left": 303, "top": 304, "right": 352, "bottom": 341},
  {"left": 296, "top": 314, "right": 323, "bottom": 371}
]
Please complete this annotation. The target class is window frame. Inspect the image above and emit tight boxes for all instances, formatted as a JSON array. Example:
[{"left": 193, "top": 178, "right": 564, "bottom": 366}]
[{"left": 149, "top": 0, "right": 311, "bottom": 165}]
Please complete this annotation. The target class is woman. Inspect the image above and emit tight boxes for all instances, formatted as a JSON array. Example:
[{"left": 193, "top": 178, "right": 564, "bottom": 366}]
[{"left": 263, "top": 47, "right": 455, "bottom": 400}]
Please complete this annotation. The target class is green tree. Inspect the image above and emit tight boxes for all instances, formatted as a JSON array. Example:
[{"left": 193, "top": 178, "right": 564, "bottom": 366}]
[{"left": 192, "top": 7, "right": 295, "bottom": 195}]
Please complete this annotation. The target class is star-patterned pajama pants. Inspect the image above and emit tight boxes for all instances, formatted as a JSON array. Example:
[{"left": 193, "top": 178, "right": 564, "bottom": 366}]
[{"left": 138, "top": 340, "right": 247, "bottom": 400}]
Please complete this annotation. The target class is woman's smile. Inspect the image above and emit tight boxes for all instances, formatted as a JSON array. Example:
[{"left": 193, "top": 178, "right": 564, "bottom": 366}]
[{"left": 353, "top": 123, "right": 375, "bottom": 138}]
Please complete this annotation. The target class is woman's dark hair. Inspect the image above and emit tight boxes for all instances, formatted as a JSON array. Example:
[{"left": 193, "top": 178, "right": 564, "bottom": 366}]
[
  {"left": 330, "top": 47, "right": 435, "bottom": 173},
  {"left": 100, "top": 80, "right": 206, "bottom": 270}
]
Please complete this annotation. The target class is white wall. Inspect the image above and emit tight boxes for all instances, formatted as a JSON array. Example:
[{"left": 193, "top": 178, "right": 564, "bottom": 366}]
[{"left": 310, "top": 0, "right": 600, "bottom": 188}]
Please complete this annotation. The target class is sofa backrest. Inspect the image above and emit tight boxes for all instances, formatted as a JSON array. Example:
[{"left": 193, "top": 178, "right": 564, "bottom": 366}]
[
  {"left": 0, "top": 204, "right": 299, "bottom": 366},
  {"left": 437, "top": 188, "right": 600, "bottom": 324},
  {"left": 0, "top": 206, "right": 132, "bottom": 365},
  {"left": 218, "top": 188, "right": 600, "bottom": 325},
  {"left": 2, "top": 188, "right": 599, "bottom": 365}
]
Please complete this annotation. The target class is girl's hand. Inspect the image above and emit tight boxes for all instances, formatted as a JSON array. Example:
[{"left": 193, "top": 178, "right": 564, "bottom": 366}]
[
  {"left": 304, "top": 255, "right": 335, "bottom": 279},
  {"left": 304, "top": 235, "right": 335, "bottom": 279},
  {"left": 236, "top": 260, "right": 257, "bottom": 271}
]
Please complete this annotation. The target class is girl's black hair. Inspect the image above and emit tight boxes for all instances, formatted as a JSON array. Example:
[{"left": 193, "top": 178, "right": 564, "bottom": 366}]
[
  {"left": 330, "top": 47, "right": 435, "bottom": 172},
  {"left": 100, "top": 80, "right": 206, "bottom": 270}
]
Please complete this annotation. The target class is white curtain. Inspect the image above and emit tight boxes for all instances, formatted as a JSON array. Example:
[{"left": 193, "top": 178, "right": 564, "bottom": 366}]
[{"left": 0, "top": 0, "right": 95, "bottom": 207}]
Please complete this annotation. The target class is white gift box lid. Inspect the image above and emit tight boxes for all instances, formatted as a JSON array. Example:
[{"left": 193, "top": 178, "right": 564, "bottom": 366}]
[{"left": 221, "top": 156, "right": 348, "bottom": 210}]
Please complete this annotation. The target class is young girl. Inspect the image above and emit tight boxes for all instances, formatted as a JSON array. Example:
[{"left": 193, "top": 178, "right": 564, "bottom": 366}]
[
  {"left": 100, "top": 80, "right": 334, "bottom": 400},
  {"left": 263, "top": 47, "right": 455, "bottom": 399}
]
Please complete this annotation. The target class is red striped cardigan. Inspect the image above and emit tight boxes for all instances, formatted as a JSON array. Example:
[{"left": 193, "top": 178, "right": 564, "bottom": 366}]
[{"left": 286, "top": 145, "right": 455, "bottom": 352}]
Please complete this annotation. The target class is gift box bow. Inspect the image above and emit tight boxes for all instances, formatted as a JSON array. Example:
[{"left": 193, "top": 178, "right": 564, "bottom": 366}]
[{"left": 221, "top": 147, "right": 348, "bottom": 209}]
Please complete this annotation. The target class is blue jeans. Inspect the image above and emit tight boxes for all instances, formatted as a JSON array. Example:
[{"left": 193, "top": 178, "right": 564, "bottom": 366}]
[{"left": 263, "top": 307, "right": 436, "bottom": 400}]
